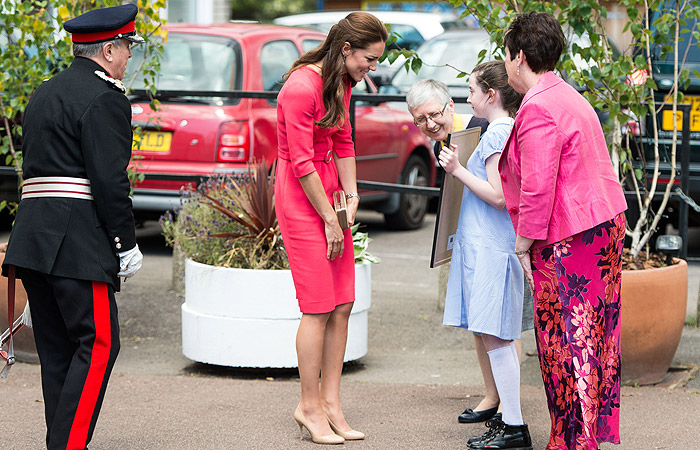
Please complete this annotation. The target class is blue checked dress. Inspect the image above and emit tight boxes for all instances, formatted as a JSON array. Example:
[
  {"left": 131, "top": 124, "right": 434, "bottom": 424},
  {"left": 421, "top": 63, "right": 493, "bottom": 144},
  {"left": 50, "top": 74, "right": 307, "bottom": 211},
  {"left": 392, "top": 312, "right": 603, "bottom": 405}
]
[{"left": 443, "top": 117, "right": 524, "bottom": 340}]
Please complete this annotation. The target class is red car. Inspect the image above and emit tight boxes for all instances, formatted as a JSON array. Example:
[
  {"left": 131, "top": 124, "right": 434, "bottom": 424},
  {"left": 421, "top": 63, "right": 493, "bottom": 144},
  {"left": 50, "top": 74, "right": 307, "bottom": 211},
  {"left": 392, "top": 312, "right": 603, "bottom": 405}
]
[{"left": 126, "top": 23, "right": 434, "bottom": 229}]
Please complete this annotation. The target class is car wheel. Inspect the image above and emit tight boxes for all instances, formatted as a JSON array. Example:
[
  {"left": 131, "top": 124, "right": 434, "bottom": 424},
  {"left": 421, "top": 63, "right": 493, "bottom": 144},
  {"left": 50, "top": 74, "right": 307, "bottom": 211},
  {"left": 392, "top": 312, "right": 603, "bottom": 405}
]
[{"left": 384, "top": 154, "right": 430, "bottom": 230}]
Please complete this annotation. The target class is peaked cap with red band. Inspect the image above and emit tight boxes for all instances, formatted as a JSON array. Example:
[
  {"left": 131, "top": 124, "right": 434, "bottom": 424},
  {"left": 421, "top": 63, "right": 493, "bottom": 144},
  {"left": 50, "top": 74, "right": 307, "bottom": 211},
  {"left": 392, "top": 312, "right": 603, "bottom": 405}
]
[{"left": 64, "top": 4, "right": 145, "bottom": 45}]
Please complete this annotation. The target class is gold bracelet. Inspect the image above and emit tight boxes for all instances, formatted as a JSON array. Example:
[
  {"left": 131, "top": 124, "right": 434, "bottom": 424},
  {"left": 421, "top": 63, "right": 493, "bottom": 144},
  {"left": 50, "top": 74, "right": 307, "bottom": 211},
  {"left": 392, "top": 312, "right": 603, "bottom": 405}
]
[{"left": 514, "top": 250, "right": 529, "bottom": 256}]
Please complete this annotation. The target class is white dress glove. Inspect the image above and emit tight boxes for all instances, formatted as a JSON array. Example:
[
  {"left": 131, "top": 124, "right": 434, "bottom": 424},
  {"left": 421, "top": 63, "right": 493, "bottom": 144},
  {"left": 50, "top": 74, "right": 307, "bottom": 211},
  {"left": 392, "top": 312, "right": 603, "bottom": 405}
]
[{"left": 117, "top": 244, "right": 143, "bottom": 279}]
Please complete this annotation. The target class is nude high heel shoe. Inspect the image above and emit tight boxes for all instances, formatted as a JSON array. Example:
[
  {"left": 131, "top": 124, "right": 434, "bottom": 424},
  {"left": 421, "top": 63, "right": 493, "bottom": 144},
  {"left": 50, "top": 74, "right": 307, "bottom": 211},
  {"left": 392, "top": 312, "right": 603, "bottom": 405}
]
[
  {"left": 327, "top": 416, "right": 365, "bottom": 440},
  {"left": 294, "top": 407, "right": 345, "bottom": 445}
]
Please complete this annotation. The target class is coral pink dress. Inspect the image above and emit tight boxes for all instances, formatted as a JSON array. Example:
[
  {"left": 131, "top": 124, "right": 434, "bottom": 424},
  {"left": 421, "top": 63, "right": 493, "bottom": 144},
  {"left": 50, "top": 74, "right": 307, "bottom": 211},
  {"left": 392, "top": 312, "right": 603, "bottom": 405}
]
[{"left": 275, "top": 66, "right": 355, "bottom": 314}]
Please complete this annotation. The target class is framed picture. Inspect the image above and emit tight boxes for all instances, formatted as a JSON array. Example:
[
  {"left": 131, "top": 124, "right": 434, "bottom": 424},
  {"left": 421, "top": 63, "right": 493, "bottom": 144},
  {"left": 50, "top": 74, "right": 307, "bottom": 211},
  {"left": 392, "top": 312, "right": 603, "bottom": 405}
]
[{"left": 430, "top": 127, "right": 482, "bottom": 268}]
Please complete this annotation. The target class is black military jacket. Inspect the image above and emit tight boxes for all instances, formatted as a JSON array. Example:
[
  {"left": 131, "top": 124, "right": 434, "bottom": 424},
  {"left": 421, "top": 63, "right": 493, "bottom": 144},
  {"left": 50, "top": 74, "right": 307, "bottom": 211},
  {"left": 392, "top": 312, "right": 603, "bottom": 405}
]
[{"left": 3, "top": 56, "right": 136, "bottom": 289}]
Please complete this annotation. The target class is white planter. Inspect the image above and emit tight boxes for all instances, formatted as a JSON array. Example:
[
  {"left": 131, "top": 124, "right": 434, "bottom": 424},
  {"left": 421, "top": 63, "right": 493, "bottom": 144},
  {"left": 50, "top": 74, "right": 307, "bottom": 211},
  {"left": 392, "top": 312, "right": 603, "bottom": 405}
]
[{"left": 182, "top": 259, "right": 372, "bottom": 368}]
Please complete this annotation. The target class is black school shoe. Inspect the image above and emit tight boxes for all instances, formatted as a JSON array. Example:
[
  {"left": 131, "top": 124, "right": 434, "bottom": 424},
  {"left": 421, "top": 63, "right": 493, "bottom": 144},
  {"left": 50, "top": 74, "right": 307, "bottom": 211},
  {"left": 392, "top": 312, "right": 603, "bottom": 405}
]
[
  {"left": 458, "top": 406, "right": 499, "bottom": 423},
  {"left": 468, "top": 422, "right": 532, "bottom": 450},
  {"left": 468, "top": 415, "right": 503, "bottom": 445}
]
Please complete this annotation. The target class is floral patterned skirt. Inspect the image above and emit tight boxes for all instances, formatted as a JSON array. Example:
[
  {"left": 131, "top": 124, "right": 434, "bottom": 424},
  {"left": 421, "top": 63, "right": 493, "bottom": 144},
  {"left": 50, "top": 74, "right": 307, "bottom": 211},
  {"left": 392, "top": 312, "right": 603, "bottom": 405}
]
[{"left": 530, "top": 213, "right": 624, "bottom": 449}]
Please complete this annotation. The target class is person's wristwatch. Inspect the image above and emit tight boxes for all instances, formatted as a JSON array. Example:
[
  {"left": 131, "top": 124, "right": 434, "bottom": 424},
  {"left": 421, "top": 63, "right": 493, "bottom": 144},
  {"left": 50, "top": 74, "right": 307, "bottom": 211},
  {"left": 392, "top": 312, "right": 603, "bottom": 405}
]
[{"left": 346, "top": 192, "right": 360, "bottom": 201}]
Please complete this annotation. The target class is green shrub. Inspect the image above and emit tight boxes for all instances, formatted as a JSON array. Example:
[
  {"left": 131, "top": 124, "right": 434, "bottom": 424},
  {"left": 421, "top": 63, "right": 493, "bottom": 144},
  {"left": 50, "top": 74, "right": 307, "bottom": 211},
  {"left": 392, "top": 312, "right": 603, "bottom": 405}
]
[{"left": 161, "top": 161, "right": 379, "bottom": 269}]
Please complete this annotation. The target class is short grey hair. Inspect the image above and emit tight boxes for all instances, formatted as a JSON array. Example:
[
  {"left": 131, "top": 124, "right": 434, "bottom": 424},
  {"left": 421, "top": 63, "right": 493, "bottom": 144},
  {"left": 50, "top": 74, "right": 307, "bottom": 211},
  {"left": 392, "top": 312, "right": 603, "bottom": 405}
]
[
  {"left": 406, "top": 79, "right": 451, "bottom": 112},
  {"left": 73, "top": 39, "right": 124, "bottom": 58}
]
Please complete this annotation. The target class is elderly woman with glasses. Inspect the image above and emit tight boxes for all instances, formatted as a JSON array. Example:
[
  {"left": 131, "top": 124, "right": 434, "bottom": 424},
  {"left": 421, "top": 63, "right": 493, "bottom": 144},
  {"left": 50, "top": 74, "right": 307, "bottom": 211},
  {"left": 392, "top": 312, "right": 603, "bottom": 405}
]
[
  {"left": 406, "top": 79, "right": 534, "bottom": 441},
  {"left": 408, "top": 80, "right": 488, "bottom": 169}
]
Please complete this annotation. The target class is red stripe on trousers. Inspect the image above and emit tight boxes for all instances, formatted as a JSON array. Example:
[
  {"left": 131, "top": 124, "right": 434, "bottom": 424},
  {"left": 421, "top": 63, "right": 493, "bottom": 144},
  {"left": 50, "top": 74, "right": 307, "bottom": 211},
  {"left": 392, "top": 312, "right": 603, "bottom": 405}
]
[{"left": 66, "top": 282, "right": 111, "bottom": 450}]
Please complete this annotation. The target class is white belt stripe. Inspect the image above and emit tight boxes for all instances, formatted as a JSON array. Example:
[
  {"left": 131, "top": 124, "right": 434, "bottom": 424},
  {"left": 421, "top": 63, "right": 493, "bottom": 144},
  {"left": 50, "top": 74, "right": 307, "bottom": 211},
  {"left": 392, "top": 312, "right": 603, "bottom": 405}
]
[{"left": 21, "top": 177, "right": 93, "bottom": 200}]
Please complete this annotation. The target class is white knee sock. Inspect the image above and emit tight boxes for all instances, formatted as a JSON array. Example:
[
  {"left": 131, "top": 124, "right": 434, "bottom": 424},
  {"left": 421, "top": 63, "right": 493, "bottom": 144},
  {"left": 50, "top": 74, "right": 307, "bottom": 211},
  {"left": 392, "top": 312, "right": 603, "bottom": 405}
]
[
  {"left": 487, "top": 343, "right": 524, "bottom": 426},
  {"left": 510, "top": 340, "right": 520, "bottom": 365}
]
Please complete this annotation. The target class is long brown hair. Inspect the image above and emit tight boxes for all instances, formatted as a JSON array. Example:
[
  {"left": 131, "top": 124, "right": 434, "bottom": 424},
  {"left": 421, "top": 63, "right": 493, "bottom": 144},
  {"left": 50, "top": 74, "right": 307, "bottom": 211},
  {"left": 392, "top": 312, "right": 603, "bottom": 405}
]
[{"left": 285, "top": 12, "right": 387, "bottom": 129}]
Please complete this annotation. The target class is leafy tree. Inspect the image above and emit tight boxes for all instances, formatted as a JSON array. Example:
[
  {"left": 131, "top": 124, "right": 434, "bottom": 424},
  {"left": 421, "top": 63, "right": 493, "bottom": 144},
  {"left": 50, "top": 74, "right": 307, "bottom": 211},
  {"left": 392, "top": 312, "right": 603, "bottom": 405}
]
[
  {"left": 390, "top": 0, "right": 699, "bottom": 259},
  {"left": 230, "top": 0, "right": 316, "bottom": 22}
]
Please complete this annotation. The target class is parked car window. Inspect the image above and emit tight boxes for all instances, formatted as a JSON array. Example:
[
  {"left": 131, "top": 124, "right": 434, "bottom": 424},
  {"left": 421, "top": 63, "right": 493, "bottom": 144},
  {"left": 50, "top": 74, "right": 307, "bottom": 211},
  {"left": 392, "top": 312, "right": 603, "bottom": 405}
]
[
  {"left": 261, "top": 40, "right": 298, "bottom": 91},
  {"left": 386, "top": 24, "right": 424, "bottom": 49},
  {"left": 201, "top": 40, "right": 236, "bottom": 91},
  {"left": 440, "top": 20, "right": 471, "bottom": 31},
  {"left": 159, "top": 39, "right": 194, "bottom": 90},
  {"left": 650, "top": 27, "right": 700, "bottom": 75},
  {"left": 351, "top": 78, "right": 371, "bottom": 106},
  {"left": 302, "top": 39, "right": 322, "bottom": 53},
  {"left": 389, "top": 30, "right": 493, "bottom": 91},
  {"left": 128, "top": 33, "right": 239, "bottom": 93},
  {"left": 298, "top": 22, "right": 335, "bottom": 34}
]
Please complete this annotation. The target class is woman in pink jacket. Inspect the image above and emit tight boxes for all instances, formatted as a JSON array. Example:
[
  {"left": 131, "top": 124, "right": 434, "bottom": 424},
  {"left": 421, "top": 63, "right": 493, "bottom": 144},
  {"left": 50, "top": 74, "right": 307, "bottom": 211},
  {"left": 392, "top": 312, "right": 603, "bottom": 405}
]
[{"left": 498, "top": 12, "right": 627, "bottom": 450}]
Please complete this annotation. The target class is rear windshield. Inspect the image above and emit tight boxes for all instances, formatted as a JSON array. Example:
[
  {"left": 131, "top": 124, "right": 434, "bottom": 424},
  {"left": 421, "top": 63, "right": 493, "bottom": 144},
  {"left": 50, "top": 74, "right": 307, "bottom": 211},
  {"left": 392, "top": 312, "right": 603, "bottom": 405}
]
[
  {"left": 651, "top": 29, "right": 700, "bottom": 64},
  {"left": 439, "top": 20, "right": 471, "bottom": 31},
  {"left": 391, "top": 33, "right": 493, "bottom": 89},
  {"left": 126, "top": 32, "right": 241, "bottom": 92},
  {"left": 649, "top": 2, "right": 700, "bottom": 64}
]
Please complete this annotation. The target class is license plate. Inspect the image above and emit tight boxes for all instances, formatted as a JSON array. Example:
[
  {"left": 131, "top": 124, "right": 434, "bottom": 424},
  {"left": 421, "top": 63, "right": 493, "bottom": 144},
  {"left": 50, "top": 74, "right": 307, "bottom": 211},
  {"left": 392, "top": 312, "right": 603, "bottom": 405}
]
[
  {"left": 132, "top": 130, "right": 172, "bottom": 152},
  {"left": 661, "top": 95, "right": 700, "bottom": 132}
]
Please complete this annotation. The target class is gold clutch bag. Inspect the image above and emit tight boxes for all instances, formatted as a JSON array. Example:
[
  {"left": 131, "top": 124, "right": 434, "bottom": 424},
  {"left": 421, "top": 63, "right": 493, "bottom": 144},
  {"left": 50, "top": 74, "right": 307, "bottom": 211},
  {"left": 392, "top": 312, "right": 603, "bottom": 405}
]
[{"left": 333, "top": 190, "right": 349, "bottom": 230}]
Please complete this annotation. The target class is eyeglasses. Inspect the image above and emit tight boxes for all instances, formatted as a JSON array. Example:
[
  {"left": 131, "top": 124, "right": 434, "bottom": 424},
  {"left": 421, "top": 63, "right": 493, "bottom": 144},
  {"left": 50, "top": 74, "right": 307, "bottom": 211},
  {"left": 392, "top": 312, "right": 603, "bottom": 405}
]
[
  {"left": 116, "top": 39, "right": 134, "bottom": 51},
  {"left": 414, "top": 103, "right": 448, "bottom": 127}
]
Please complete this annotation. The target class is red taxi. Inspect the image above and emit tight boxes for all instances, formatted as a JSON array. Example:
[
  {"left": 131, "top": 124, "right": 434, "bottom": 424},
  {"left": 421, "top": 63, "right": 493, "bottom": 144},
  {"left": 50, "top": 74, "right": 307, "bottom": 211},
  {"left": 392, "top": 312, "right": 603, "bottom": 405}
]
[{"left": 126, "top": 23, "right": 434, "bottom": 229}]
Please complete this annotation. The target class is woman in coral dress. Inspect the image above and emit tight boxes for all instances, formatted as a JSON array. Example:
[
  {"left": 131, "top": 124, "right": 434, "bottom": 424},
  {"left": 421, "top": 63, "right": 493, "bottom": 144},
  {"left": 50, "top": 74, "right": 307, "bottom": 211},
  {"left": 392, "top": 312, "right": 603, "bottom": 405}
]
[{"left": 275, "top": 12, "right": 387, "bottom": 445}]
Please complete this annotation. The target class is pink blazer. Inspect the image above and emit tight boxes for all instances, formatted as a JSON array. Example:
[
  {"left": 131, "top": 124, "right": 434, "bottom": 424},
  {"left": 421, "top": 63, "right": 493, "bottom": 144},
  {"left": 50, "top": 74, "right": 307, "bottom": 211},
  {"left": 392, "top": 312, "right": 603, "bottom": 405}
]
[{"left": 499, "top": 71, "right": 627, "bottom": 248}]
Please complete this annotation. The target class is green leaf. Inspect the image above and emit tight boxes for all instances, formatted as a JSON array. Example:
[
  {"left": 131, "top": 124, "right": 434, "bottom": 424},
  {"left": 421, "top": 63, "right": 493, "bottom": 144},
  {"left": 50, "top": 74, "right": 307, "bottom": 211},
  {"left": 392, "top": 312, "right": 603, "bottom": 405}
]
[
  {"left": 410, "top": 57, "right": 422, "bottom": 74},
  {"left": 631, "top": 22, "right": 642, "bottom": 35},
  {"left": 627, "top": 6, "right": 639, "bottom": 20},
  {"left": 387, "top": 50, "right": 400, "bottom": 64},
  {"left": 610, "top": 102, "right": 620, "bottom": 117}
]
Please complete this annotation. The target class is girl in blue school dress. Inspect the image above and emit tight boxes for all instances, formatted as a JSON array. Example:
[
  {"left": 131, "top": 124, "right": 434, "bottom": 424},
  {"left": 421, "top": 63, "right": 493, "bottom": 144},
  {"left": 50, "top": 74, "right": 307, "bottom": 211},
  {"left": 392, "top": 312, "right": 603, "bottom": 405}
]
[{"left": 438, "top": 60, "right": 531, "bottom": 449}]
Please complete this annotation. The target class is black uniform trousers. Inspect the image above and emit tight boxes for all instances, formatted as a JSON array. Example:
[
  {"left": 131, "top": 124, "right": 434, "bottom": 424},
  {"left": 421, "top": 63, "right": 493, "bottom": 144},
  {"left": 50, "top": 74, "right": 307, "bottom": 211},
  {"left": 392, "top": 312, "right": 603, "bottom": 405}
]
[{"left": 20, "top": 269, "right": 120, "bottom": 450}]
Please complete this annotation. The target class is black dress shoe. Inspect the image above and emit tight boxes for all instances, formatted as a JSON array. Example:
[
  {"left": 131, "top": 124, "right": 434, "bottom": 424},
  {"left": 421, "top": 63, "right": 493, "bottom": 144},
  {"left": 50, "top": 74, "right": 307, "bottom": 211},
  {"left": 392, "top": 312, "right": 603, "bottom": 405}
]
[
  {"left": 458, "top": 406, "right": 499, "bottom": 423},
  {"left": 468, "top": 422, "right": 532, "bottom": 450},
  {"left": 467, "top": 416, "right": 504, "bottom": 445}
]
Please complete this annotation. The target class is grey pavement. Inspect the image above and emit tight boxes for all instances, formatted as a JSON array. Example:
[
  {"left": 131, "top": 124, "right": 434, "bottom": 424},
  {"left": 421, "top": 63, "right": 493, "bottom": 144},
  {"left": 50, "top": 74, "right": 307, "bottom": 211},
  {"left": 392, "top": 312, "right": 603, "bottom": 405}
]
[{"left": 1, "top": 212, "right": 699, "bottom": 449}]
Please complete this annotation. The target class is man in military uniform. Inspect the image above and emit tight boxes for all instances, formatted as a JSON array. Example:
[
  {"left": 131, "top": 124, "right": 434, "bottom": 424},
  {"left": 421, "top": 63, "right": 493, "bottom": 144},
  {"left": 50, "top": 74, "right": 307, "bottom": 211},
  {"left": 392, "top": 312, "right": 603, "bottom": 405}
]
[{"left": 2, "top": 4, "right": 144, "bottom": 449}]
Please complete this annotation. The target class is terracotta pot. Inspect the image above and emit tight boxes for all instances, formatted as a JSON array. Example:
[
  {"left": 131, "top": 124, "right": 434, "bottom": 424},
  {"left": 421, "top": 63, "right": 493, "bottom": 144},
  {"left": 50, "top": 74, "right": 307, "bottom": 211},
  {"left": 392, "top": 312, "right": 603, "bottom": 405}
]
[
  {"left": 0, "top": 252, "right": 38, "bottom": 363},
  {"left": 620, "top": 258, "right": 687, "bottom": 385}
]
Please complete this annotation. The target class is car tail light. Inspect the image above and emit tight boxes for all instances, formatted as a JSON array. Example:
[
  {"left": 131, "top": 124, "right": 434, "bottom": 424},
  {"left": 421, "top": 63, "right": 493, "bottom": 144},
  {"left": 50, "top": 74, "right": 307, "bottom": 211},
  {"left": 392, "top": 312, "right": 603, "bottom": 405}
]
[
  {"left": 217, "top": 121, "right": 250, "bottom": 162},
  {"left": 626, "top": 119, "right": 641, "bottom": 137},
  {"left": 621, "top": 109, "right": 643, "bottom": 137}
]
